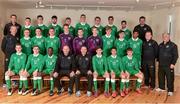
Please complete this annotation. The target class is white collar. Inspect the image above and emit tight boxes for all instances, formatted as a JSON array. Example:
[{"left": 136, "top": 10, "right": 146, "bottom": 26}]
[
  {"left": 95, "top": 24, "right": 100, "bottom": 27},
  {"left": 127, "top": 56, "right": 132, "bottom": 59},
  {"left": 16, "top": 52, "right": 22, "bottom": 55},
  {"left": 96, "top": 54, "right": 102, "bottom": 58},
  {"left": 33, "top": 54, "right": 39, "bottom": 57},
  {"left": 80, "top": 22, "right": 86, "bottom": 25},
  {"left": 105, "top": 34, "right": 111, "bottom": 38},
  {"left": 25, "top": 25, "right": 31, "bottom": 28},
  {"left": 111, "top": 55, "right": 117, "bottom": 58},
  {"left": 132, "top": 37, "right": 139, "bottom": 41},
  {"left": 108, "top": 24, "right": 113, "bottom": 27},
  {"left": 38, "top": 24, "right": 44, "bottom": 26},
  {"left": 119, "top": 38, "right": 124, "bottom": 41},
  {"left": 48, "top": 55, "right": 54, "bottom": 58},
  {"left": 24, "top": 37, "right": 30, "bottom": 40},
  {"left": 52, "top": 23, "right": 57, "bottom": 26},
  {"left": 122, "top": 28, "right": 127, "bottom": 31},
  {"left": 50, "top": 35, "right": 55, "bottom": 38},
  {"left": 36, "top": 35, "right": 42, "bottom": 38}
]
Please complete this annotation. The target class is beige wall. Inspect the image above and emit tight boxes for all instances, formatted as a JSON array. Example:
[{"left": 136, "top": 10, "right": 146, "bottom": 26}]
[{"left": 1, "top": 8, "right": 180, "bottom": 75}]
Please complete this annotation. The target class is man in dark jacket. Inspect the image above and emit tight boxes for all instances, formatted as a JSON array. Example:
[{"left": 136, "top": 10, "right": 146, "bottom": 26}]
[
  {"left": 53, "top": 45, "right": 76, "bottom": 95},
  {"left": 142, "top": 31, "right": 158, "bottom": 89},
  {"left": 156, "top": 33, "right": 178, "bottom": 96},
  {"left": 1, "top": 25, "right": 19, "bottom": 86},
  {"left": 133, "top": 16, "right": 152, "bottom": 41},
  {"left": 4, "top": 14, "right": 21, "bottom": 40},
  {"left": 75, "top": 46, "right": 93, "bottom": 97}
]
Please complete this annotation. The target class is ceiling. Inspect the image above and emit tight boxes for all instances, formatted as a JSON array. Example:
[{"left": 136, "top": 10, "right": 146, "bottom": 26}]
[{"left": 1, "top": 0, "right": 180, "bottom": 11}]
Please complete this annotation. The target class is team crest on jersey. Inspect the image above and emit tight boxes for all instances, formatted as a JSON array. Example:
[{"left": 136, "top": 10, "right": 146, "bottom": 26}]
[
  {"left": 79, "top": 42, "right": 82, "bottom": 45},
  {"left": 68, "top": 37, "right": 71, "bottom": 40},
  {"left": 166, "top": 45, "right": 169, "bottom": 48},
  {"left": 82, "top": 40, "right": 85, "bottom": 43},
  {"left": 148, "top": 43, "right": 152, "bottom": 46},
  {"left": 85, "top": 58, "right": 88, "bottom": 61},
  {"left": 68, "top": 56, "right": 71, "bottom": 59},
  {"left": 96, "top": 39, "right": 99, "bottom": 42},
  {"left": 144, "top": 28, "right": 147, "bottom": 31}
]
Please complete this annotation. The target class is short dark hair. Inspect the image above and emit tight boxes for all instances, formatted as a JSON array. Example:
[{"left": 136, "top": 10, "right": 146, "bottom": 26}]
[
  {"left": 24, "top": 28, "right": 30, "bottom": 32},
  {"left": 51, "top": 15, "right": 57, "bottom": 19},
  {"left": 37, "top": 15, "right": 44, "bottom": 20},
  {"left": 35, "top": 27, "right": 42, "bottom": 31},
  {"left": 63, "top": 24, "right": 69, "bottom": 27},
  {"left": 48, "top": 47, "right": 53, "bottom": 51},
  {"left": 118, "top": 30, "right": 125, "bottom": 34},
  {"left": 49, "top": 27, "right": 55, "bottom": 30},
  {"left": 65, "top": 17, "right": 71, "bottom": 20},
  {"left": 111, "top": 47, "right": 117, "bottom": 51},
  {"left": 16, "top": 43, "right": 21, "bottom": 47},
  {"left": 121, "top": 20, "right": 127, "bottom": 24},
  {"left": 33, "top": 45, "right": 39, "bottom": 49},
  {"left": 133, "top": 30, "right": 139, "bottom": 33},
  {"left": 139, "top": 16, "right": 146, "bottom": 20},
  {"left": 108, "top": 16, "right": 114, "bottom": 20},
  {"left": 80, "top": 14, "right": 86, "bottom": 17},
  {"left": 25, "top": 17, "right": 31, "bottom": 21},
  {"left": 78, "top": 28, "right": 84, "bottom": 31},
  {"left": 10, "top": 14, "right": 17, "bottom": 18},
  {"left": 96, "top": 46, "right": 102, "bottom": 50},
  {"left": 145, "top": 31, "right": 152, "bottom": 35},
  {"left": 105, "top": 26, "right": 112, "bottom": 30},
  {"left": 95, "top": 16, "right": 101, "bottom": 20},
  {"left": 91, "top": 26, "right": 97, "bottom": 30},
  {"left": 126, "top": 47, "right": 133, "bottom": 52}
]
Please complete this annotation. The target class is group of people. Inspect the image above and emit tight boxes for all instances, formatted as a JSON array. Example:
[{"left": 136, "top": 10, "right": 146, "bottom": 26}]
[{"left": 1, "top": 14, "right": 178, "bottom": 98}]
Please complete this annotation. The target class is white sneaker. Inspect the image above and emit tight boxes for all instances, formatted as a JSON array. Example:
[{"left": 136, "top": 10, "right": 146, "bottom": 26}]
[
  {"left": 87, "top": 91, "right": 92, "bottom": 97},
  {"left": 168, "top": 92, "right": 173, "bottom": 96},
  {"left": 7, "top": 89, "right": 13, "bottom": 96},
  {"left": 156, "top": 88, "right": 166, "bottom": 92},
  {"left": 76, "top": 91, "right": 81, "bottom": 97},
  {"left": 18, "top": 90, "right": 22, "bottom": 95},
  {"left": 3, "top": 84, "right": 6, "bottom": 88}
]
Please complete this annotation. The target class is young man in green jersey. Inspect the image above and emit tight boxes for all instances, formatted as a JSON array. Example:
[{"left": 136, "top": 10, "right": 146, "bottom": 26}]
[
  {"left": 92, "top": 47, "right": 110, "bottom": 97},
  {"left": 20, "top": 28, "right": 32, "bottom": 56},
  {"left": 45, "top": 28, "right": 60, "bottom": 55},
  {"left": 102, "top": 26, "right": 115, "bottom": 57},
  {"left": 91, "top": 16, "right": 104, "bottom": 37},
  {"left": 31, "top": 28, "right": 46, "bottom": 55},
  {"left": 128, "top": 30, "right": 143, "bottom": 68},
  {"left": 48, "top": 15, "right": 62, "bottom": 37},
  {"left": 114, "top": 30, "right": 128, "bottom": 58},
  {"left": 107, "top": 47, "right": 126, "bottom": 98},
  {"left": 121, "top": 48, "right": 144, "bottom": 95},
  {"left": 106, "top": 16, "right": 117, "bottom": 37},
  {"left": 35, "top": 15, "right": 48, "bottom": 37},
  {"left": 5, "top": 43, "right": 27, "bottom": 96},
  {"left": 25, "top": 46, "right": 44, "bottom": 96},
  {"left": 42, "top": 47, "right": 57, "bottom": 96},
  {"left": 75, "top": 14, "right": 90, "bottom": 38},
  {"left": 20, "top": 17, "right": 35, "bottom": 38},
  {"left": 65, "top": 17, "right": 75, "bottom": 37},
  {"left": 120, "top": 20, "right": 132, "bottom": 40}
]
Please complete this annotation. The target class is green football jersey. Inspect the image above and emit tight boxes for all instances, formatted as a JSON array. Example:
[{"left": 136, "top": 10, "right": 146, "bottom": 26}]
[
  {"left": 120, "top": 28, "right": 132, "bottom": 40},
  {"left": 48, "top": 24, "right": 62, "bottom": 37},
  {"left": 106, "top": 25, "right": 117, "bottom": 37},
  {"left": 75, "top": 22, "right": 91, "bottom": 38},
  {"left": 20, "top": 25, "right": 35, "bottom": 38},
  {"left": 91, "top": 25, "right": 104, "bottom": 37},
  {"left": 114, "top": 39, "right": 128, "bottom": 58},
  {"left": 102, "top": 35, "right": 115, "bottom": 57},
  {"left": 20, "top": 37, "right": 32, "bottom": 56},
  {"left": 35, "top": 24, "right": 49, "bottom": 37},
  {"left": 8, "top": 52, "right": 27, "bottom": 74},
  {"left": 31, "top": 36, "right": 46, "bottom": 55},
  {"left": 43, "top": 55, "right": 57, "bottom": 73},
  {"left": 45, "top": 36, "right": 60, "bottom": 55}
]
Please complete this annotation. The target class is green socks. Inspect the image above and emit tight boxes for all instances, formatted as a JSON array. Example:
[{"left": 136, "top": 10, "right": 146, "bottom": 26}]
[
  {"left": 93, "top": 78, "right": 98, "bottom": 91},
  {"left": 136, "top": 78, "right": 142, "bottom": 89},
  {"left": 120, "top": 79, "right": 126, "bottom": 91},
  {"left": 50, "top": 77, "right": 54, "bottom": 91},
  {"left": 5, "top": 76, "right": 11, "bottom": 90},
  {"left": 111, "top": 79, "right": 115, "bottom": 92},
  {"left": 104, "top": 78, "right": 110, "bottom": 92}
]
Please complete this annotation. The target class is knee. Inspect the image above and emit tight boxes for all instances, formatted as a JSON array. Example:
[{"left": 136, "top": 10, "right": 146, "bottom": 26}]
[{"left": 111, "top": 72, "right": 115, "bottom": 79}]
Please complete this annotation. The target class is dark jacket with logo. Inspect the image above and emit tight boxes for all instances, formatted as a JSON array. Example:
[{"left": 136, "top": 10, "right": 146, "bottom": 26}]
[
  {"left": 158, "top": 41, "right": 178, "bottom": 66},
  {"left": 1, "top": 34, "right": 19, "bottom": 57},
  {"left": 55, "top": 53, "right": 76, "bottom": 73},
  {"left": 4, "top": 22, "right": 21, "bottom": 39},
  {"left": 75, "top": 54, "right": 92, "bottom": 73},
  {"left": 142, "top": 39, "right": 158, "bottom": 65},
  {"left": 133, "top": 24, "right": 152, "bottom": 41}
]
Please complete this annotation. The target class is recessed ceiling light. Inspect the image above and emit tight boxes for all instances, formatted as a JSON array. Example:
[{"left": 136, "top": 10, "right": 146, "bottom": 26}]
[{"left": 136, "top": 0, "right": 140, "bottom": 3}]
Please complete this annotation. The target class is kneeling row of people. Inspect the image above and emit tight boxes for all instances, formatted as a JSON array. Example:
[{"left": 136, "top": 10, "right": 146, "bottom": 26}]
[{"left": 5, "top": 44, "right": 143, "bottom": 98}]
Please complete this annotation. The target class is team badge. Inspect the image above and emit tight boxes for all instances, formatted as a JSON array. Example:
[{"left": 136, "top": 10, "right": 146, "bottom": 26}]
[
  {"left": 166, "top": 45, "right": 169, "bottom": 48},
  {"left": 144, "top": 28, "right": 147, "bottom": 31},
  {"left": 148, "top": 43, "right": 152, "bottom": 46},
  {"left": 85, "top": 58, "right": 88, "bottom": 61},
  {"left": 68, "top": 56, "right": 71, "bottom": 59}
]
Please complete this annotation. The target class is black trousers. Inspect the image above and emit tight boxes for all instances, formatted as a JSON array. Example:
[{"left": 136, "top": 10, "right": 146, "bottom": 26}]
[
  {"left": 3, "top": 54, "right": 11, "bottom": 84},
  {"left": 142, "top": 63, "right": 156, "bottom": 88},
  {"left": 75, "top": 71, "right": 93, "bottom": 92},
  {"left": 158, "top": 66, "right": 174, "bottom": 92},
  {"left": 54, "top": 70, "right": 75, "bottom": 91}
]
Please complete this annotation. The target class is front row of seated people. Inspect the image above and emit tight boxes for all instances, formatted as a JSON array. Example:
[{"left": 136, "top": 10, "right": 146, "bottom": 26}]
[{"left": 5, "top": 44, "right": 143, "bottom": 98}]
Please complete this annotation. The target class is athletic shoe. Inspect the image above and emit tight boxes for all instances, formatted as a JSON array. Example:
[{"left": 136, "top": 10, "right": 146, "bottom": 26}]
[
  {"left": 18, "top": 89, "right": 22, "bottom": 95},
  {"left": 68, "top": 88, "right": 73, "bottom": 96},
  {"left": 168, "top": 92, "right": 173, "bottom": 96},
  {"left": 86, "top": 91, "right": 92, "bottom": 97},
  {"left": 156, "top": 88, "right": 166, "bottom": 92},
  {"left": 7, "top": 89, "right": 12, "bottom": 96},
  {"left": 31, "top": 89, "right": 37, "bottom": 96},
  {"left": 112, "top": 91, "right": 117, "bottom": 98},
  {"left": 136, "top": 89, "right": 143, "bottom": 94},
  {"left": 22, "top": 89, "right": 29, "bottom": 96},
  {"left": 94, "top": 91, "right": 98, "bottom": 97},
  {"left": 120, "top": 91, "right": 125, "bottom": 97},
  {"left": 104, "top": 91, "right": 110, "bottom": 98},
  {"left": 76, "top": 91, "right": 81, "bottom": 97},
  {"left": 49, "top": 90, "right": 54, "bottom": 96},
  {"left": 57, "top": 88, "right": 64, "bottom": 96}
]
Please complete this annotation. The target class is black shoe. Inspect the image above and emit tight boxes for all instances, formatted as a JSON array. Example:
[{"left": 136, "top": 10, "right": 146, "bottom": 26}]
[
  {"left": 68, "top": 88, "right": 73, "bottom": 96},
  {"left": 18, "top": 88, "right": 22, "bottom": 95},
  {"left": 36, "top": 90, "right": 41, "bottom": 95},
  {"left": 57, "top": 88, "right": 64, "bottom": 96},
  {"left": 7, "top": 89, "right": 12, "bottom": 96},
  {"left": 49, "top": 90, "right": 54, "bottom": 96},
  {"left": 31, "top": 89, "right": 37, "bottom": 96}
]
